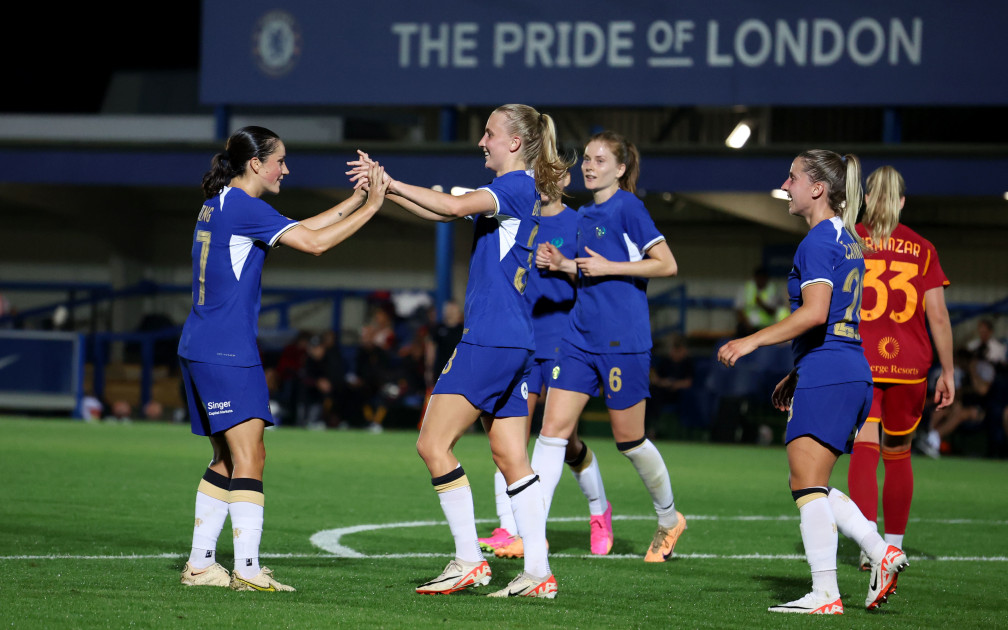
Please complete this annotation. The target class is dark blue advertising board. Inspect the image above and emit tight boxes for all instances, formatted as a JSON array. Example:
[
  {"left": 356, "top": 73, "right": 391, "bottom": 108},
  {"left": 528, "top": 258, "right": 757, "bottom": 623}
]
[{"left": 200, "top": 1, "right": 1005, "bottom": 106}]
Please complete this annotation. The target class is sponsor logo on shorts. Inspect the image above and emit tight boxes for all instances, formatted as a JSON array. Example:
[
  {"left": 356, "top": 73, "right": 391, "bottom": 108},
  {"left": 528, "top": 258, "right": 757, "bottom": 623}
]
[
  {"left": 207, "top": 400, "right": 234, "bottom": 416},
  {"left": 551, "top": 366, "right": 560, "bottom": 380}
]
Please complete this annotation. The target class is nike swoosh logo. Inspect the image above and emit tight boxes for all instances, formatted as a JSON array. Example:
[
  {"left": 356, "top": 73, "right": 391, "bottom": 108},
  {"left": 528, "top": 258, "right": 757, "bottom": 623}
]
[
  {"left": 508, "top": 588, "right": 527, "bottom": 597},
  {"left": 237, "top": 577, "right": 276, "bottom": 591},
  {"left": 870, "top": 573, "right": 878, "bottom": 590},
  {"left": 0, "top": 354, "right": 19, "bottom": 371}
]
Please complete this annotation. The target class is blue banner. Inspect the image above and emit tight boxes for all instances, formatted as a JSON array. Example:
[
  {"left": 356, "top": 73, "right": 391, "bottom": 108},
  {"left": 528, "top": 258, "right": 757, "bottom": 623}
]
[
  {"left": 0, "top": 331, "right": 84, "bottom": 413},
  {"left": 200, "top": 1, "right": 1005, "bottom": 106}
]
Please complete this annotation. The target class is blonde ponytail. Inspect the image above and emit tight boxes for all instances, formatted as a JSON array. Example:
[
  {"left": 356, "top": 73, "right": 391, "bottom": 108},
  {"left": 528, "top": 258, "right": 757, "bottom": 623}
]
[
  {"left": 863, "top": 165, "right": 905, "bottom": 248},
  {"left": 493, "top": 104, "right": 575, "bottom": 202}
]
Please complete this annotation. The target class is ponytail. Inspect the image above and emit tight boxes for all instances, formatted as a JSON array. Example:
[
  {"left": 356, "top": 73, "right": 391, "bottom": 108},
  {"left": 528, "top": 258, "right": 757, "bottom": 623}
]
[
  {"left": 863, "top": 165, "right": 905, "bottom": 248},
  {"left": 493, "top": 104, "right": 575, "bottom": 202},
  {"left": 797, "top": 149, "right": 865, "bottom": 251},
  {"left": 841, "top": 153, "right": 864, "bottom": 251},
  {"left": 201, "top": 126, "right": 282, "bottom": 199},
  {"left": 201, "top": 152, "right": 234, "bottom": 200}
]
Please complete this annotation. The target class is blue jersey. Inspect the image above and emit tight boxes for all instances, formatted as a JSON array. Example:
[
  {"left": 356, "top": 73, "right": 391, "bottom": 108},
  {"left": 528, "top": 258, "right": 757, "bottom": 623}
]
[
  {"left": 462, "top": 170, "right": 540, "bottom": 350},
  {"left": 178, "top": 186, "right": 298, "bottom": 366},
  {"left": 788, "top": 216, "right": 872, "bottom": 388},
  {"left": 528, "top": 206, "right": 578, "bottom": 359},
  {"left": 566, "top": 189, "right": 665, "bottom": 354}
]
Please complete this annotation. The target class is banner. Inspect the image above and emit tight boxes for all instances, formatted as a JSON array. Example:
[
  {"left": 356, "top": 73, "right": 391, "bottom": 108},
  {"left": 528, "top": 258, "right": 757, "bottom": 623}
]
[{"left": 200, "top": 1, "right": 1005, "bottom": 106}]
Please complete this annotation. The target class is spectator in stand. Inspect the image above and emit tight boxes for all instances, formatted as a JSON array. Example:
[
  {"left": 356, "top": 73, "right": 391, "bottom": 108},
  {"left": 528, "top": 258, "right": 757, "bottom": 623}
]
[
  {"left": 923, "top": 346, "right": 996, "bottom": 457},
  {"left": 143, "top": 400, "right": 166, "bottom": 422},
  {"left": 79, "top": 394, "right": 104, "bottom": 421},
  {"left": 107, "top": 399, "right": 133, "bottom": 422},
  {"left": 351, "top": 308, "right": 397, "bottom": 433},
  {"left": 273, "top": 330, "right": 311, "bottom": 426},
  {"left": 365, "top": 304, "right": 398, "bottom": 352},
  {"left": 734, "top": 266, "right": 788, "bottom": 336},
  {"left": 422, "top": 301, "right": 464, "bottom": 425},
  {"left": 296, "top": 333, "right": 345, "bottom": 429},
  {"left": 427, "top": 299, "right": 464, "bottom": 385},
  {"left": 965, "top": 319, "right": 1007, "bottom": 366},
  {"left": 393, "top": 327, "right": 430, "bottom": 415},
  {"left": 646, "top": 333, "right": 695, "bottom": 438}
]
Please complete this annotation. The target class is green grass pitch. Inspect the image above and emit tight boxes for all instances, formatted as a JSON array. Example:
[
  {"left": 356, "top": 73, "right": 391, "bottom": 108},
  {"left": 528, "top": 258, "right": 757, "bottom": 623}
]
[{"left": 1, "top": 416, "right": 1005, "bottom": 628}]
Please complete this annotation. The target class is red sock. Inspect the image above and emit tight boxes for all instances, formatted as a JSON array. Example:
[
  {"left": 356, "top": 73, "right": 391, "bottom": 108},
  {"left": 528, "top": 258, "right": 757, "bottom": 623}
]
[
  {"left": 847, "top": 441, "right": 880, "bottom": 523},
  {"left": 882, "top": 448, "right": 914, "bottom": 536}
]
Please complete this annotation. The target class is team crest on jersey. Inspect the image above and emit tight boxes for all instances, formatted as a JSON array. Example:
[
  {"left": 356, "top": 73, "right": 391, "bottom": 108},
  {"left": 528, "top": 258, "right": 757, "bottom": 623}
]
[
  {"left": 595, "top": 226, "right": 607, "bottom": 238},
  {"left": 878, "top": 336, "right": 901, "bottom": 360},
  {"left": 550, "top": 237, "right": 564, "bottom": 247},
  {"left": 253, "top": 10, "right": 302, "bottom": 77},
  {"left": 552, "top": 365, "right": 560, "bottom": 380}
]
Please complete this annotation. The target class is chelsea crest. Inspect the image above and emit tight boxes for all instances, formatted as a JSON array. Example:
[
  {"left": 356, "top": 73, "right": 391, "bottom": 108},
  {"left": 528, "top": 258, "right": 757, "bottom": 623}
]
[{"left": 252, "top": 10, "right": 302, "bottom": 77}]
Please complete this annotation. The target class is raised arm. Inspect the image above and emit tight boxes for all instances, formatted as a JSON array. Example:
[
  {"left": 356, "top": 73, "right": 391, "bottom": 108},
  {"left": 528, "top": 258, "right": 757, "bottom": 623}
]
[
  {"left": 347, "top": 149, "right": 496, "bottom": 221},
  {"left": 298, "top": 187, "right": 368, "bottom": 230},
  {"left": 279, "top": 162, "right": 388, "bottom": 255},
  {"left": 390, "top": 181, "right": 497, "bottom": 220}
]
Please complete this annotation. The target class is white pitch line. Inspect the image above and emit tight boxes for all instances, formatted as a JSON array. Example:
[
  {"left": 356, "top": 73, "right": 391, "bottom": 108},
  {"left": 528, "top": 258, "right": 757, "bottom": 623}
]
[
  {"left": 3, "top": 552, "right": 1006, "bottom": 562},
  {"left": 3, "top": 514, "right": 1005, "bottom": 562}
]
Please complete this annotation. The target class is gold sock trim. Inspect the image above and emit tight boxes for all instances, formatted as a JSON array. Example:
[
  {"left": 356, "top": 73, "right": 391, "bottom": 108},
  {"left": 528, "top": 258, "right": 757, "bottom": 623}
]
[{"left": 198, "top": 479, "right": 231, "bottom": 502}]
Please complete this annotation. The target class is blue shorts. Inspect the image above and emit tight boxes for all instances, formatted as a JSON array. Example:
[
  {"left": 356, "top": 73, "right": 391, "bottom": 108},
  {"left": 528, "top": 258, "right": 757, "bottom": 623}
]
[
  {"left": 432, "top": 342, "right": 533, "bottom": 418},
  {"left": 527, "top": 357, "right": 555, "bottom": 397},
  {"left": 550, "top": 340, "right": 651, "bottom": 410},
  {"left": 786, "top": 381, "right": 872, "bottom": 453},
  {"left": 179, "top": 358, "right": 274, "bottom": 436}
]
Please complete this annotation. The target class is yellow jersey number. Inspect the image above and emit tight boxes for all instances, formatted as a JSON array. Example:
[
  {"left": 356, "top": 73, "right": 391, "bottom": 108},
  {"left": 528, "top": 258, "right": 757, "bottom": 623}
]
[
  {"left": 608, "top": 367, "right": 622, "bottom": 392},
  {"left": 513, "top": 224, "right": 540, "bottom": 294},
  {"left": 195, "top": 230, "right": 212, "bottom": 306},
  {"left": 861, "top": 260, "right": 919, "bottom": 324},
  {"left": 441, "top": 348, "right": 458, "bottom": 375},
  {"left": 832, "top": 267, "right": 864, "bottom": 341}
]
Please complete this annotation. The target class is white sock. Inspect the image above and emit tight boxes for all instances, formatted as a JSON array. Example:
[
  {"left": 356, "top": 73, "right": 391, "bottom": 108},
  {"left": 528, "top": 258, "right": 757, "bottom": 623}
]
[
  {"left": 493, "top": 469, "right": 517, "bottom": 535},
  {"left": 827, "top": 487, "right": 888, "bottom": 564},
  {"left": 798, "top": 495, "right": 839, "bottom": 599},
  {"left": 508, "top": 474, "right": 550, "bottom": 577},
  {"left": 620, "top": 439, "right": 677, "bottom": 528},
  {"left": 230, "top": 500, "right": 264, "bottom": 579},
  {"left": 434, "top": 466, "right": 483, "bottom": 563},
  {"left": 530, "top": 435, "right": 568, "bottom": 517},
  {"left": 884, "top": 533, "right": 904, "bottom": 550},
  {"left": 567, "top": 445, "right": 608, "bottom": 516},
  {"left": 188, "top": 491, "right": 229, "bottom": 568}
]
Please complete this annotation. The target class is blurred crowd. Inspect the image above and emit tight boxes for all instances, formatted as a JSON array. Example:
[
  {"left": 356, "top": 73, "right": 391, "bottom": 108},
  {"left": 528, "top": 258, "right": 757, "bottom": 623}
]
[
  {"left": 55, "top": 285, "right": 1007, "bottom": 459},
  {"left": 262, "top": 293, "right": 462, "bottom": 433},
  {"left": 920, "top": 319, "right": 1008, "bottom": 458}
]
